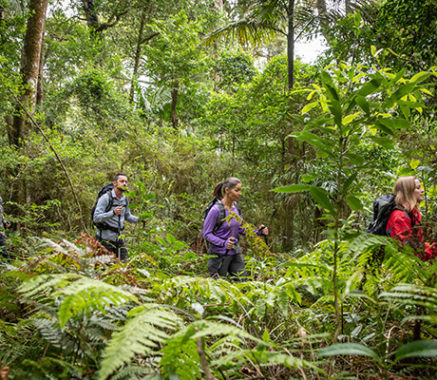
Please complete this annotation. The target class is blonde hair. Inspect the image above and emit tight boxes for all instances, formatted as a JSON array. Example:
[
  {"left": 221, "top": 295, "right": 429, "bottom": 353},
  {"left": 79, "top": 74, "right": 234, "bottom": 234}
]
[{"left": 393, "top": 176, "right": 418, "bottom": 212}]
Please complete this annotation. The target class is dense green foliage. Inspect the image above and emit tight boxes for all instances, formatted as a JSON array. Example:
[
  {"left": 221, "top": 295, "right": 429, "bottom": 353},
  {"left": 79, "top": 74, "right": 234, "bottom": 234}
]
[{"left": 0, "top": 0, "right": 436, "bottom": 378}]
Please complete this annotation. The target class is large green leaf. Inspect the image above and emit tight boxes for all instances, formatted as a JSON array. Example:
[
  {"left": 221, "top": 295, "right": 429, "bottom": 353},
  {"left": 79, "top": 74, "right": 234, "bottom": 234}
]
[
  {"left": 409, "top": 72, "right": 431, "bottom": 84},
  {"left": 273, "top": 184, "right": 312, "bottom": 193},
  {"left": 294, "top": 131, "right": 334, "bottom": 156},
  {"left": 345, "top": 194, "right": 363, "bottom": 211},
  {"left": 301, "top": 101, "right": 319, "bottom": 115},
  {"left": 369, "top": 136, "right": 395, "bottom": 149},
  {"left": 385, "top": 83, "right": 415, "bottom": 108},
  {"left": 357, "top": 78, "right": 381, "bottom": 97},
  {"left": 318, "top": 343, "right": 381, "bottom": 365},
  {"left": 329, "top": 99, "right": 342, "bottom": 127},
  {"left": 309, "top": 187, "right": 335, "bottom": 215},
  {"left": 379, "top": 118, "right": 410, "bottom": 130},
  {"left": 273, "top": 185, "right": 335, "bottom": 216},
  {"left": 394, "top": 340, "right": 437, "bottom": 363}
]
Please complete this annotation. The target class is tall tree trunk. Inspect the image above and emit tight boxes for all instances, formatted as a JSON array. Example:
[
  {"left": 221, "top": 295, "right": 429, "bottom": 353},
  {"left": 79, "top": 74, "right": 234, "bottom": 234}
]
[
  {"left": 81, "top": 0, "right": 99, "bottom": 32},
  {"left": 171, "top": 80, "right": 179, "bottom": 129},
  {"left": 11, "top": 0, "right": 48, "bottom": 147},
  {"left": 129, "top": 6, "right": 148, "bottom": 104},
  {"left": 36, "top": 34, "right": 45, "bottom": 106},
  {"left": 287, "top": 0, "right": 295, "bottom": 90}
]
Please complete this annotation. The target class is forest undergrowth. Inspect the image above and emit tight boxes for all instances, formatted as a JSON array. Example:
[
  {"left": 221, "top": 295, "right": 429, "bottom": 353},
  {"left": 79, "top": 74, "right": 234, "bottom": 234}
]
[{"left": 1, "top": 221, "right": 437, "bottom": 379}]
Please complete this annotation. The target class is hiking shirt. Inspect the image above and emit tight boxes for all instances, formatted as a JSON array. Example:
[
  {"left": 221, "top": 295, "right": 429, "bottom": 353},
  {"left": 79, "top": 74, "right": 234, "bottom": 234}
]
[
  {"left": 93, "top": 189, "right": 138, "bottom": 242},
  {"left": 203, "top": 204, "right": 245, "bottom": 255},
  {"left": 386, "top": 208, "right": 421, "bottom": 244},
  {"left": 386, "top": 208, "right": 436, "bottom": 261}
]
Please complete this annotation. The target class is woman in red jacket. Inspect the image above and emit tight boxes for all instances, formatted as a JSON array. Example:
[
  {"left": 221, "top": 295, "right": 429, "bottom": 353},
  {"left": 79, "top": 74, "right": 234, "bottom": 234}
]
[{"left": 386, "top": 176, "right": 436, "bottom": 261}]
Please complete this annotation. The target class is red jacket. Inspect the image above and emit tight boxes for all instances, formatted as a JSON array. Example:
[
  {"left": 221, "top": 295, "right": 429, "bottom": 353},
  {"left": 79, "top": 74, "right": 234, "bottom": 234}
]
[{"left": 386, "top": 208, "right": 436, "bottom": 261}]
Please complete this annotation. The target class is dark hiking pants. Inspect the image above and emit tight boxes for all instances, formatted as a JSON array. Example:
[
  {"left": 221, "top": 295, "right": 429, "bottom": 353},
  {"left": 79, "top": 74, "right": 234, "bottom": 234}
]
[
  {"left": 0, "top": 233, "right": 10, "bottom": 261},
  {"left": 208, "top": 253, "right": 248, "bottom": 280},
  {"left": 99, "top": 238, "right": 128, "bottom": 262}
]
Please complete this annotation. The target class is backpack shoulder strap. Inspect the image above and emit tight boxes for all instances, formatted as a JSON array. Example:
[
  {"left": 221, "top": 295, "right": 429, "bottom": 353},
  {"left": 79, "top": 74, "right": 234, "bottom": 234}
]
[
  {"left": 212, "top": 200, "right": 225, "bottom": 234},
  {"left": 103, "top": 191, "right": 115, "bottom": 213}
]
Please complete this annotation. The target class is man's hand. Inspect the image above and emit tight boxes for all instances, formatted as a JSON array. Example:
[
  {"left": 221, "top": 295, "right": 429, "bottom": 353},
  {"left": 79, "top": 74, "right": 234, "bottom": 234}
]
[{"left": 113, "top": 206, "right": 123, "bottom": 216}]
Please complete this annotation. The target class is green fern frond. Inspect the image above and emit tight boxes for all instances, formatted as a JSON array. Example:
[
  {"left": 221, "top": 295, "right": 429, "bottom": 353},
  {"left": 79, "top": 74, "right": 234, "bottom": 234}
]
[
  {"left": 56, "top": 277, "right": 140, "bottom": 328},
  {"left": 251, "top": 351, "right": 323, "bottom": 373},
  {"left": 380, "top": 283, "right": 437, "bottom": 311},
  {"left": 98, "top": 304, "right": 183, "bottom": 380},
  {"left": 83, "top": 255, "right": 115, "bottom": 266},
  {"left": 60, "top": 238, "right": 87, "bottom": 256},
  {"left": 160, "top": 324, "right": 200, "bottom": 380},
  {"left": 19, "top": 274, "right": 139, "bottom": 328},
  {"left": 190, "top": 320, "right": 260, "bottom": 342},
  {"left": 18, "top": 273, "right": 82, "bottom": 299},
  {"left": 32, "top": 318, "right": 70, "bottom": 348},
  {"left": 383, "top": 246, "right": 428, "bottom": 284},
  {"left": 110, "top": 365, "right": 158, "bottom": 380},
  {"left": 41, "top": 237, "right": 86, "bottom": 257}
]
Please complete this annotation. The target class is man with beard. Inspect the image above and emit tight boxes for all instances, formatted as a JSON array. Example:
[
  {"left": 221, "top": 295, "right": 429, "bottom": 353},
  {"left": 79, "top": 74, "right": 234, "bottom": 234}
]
[{"left": 93, "top": 173, "right": 142, "bottom": 262}]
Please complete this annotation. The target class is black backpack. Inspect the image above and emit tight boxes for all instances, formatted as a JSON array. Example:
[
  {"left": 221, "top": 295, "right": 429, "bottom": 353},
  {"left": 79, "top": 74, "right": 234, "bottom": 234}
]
[
  {"left": 91, "top": 183, "right": 128, "bottom": 232},
  {"left": 202, "top": 199, "right": 241, "bottom": 234},
  {"left": 366, "top": 194, "right": 414, "bottom": 236}
]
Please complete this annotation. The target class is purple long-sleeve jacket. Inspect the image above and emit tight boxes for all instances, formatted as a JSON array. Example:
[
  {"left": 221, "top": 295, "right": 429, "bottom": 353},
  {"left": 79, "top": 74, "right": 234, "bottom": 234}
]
[{"left": 203, "top": 204, "right": 244, "bottom": 255}]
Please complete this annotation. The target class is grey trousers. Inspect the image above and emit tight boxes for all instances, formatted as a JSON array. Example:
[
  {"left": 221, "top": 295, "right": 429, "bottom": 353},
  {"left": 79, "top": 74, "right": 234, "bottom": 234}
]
[{"left": 208, "top": 253, "right": 248, "bottom": 279}]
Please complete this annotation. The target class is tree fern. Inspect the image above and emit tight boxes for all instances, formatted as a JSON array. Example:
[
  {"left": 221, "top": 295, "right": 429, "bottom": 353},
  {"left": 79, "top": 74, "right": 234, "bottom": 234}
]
[{"left": 98, "top": 304, "right": 183, "bottom": 380}]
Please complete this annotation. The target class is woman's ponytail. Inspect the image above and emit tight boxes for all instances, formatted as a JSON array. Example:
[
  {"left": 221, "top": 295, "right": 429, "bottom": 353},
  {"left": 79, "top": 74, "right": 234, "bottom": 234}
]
[
  {"left": 213, "top": 182, "right": 224, "bottom": 200},
  {"left": 213, "top": 177, "right": 241, "bottom": 200}
]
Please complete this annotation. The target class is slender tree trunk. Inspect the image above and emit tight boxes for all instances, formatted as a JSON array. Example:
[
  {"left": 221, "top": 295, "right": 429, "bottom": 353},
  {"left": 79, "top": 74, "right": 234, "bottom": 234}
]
[
  {"left": 11, "top": 0, "right": 48, "bottom": 147},
  {"left": 129, "top": 6, "right": 148, "bottom": 104},
  {"left": 171, "top": 79, "right": 179, "bottom": 129},
  {"left": 287, "top": 0, "right": 295, "bottom": 90},
  {"left": 36, "top": 34, "right": 45, "bottom": 106}
]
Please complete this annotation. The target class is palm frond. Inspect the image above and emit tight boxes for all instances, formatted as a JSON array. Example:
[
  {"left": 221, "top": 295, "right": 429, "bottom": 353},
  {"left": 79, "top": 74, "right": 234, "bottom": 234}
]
[{"left": 203, "top": 19, "right": 283, "bottom": 47}]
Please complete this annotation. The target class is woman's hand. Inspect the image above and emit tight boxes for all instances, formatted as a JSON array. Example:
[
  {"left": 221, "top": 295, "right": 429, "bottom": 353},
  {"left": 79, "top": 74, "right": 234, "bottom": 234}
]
[
  {"left": 226, "top": 237, "right": 236, "bottom": 249},
  {"left": 259, "top": 225, "right": 269, "bottom": 235}
]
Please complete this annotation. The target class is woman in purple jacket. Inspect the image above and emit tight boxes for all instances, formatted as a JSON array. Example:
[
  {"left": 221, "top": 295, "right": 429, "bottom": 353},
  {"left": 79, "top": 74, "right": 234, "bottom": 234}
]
[{"left": 203, "top": 177, "right": 268, "bottom": 279}]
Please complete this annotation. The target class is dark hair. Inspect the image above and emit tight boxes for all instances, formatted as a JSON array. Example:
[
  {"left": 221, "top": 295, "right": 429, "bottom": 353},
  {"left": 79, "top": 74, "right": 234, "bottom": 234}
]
[
  {"left": 113, "top": 173, "right": 128, "bottom": 182},
  {"left": 213, "top": 177, "right": 241, "bottom": 200}
]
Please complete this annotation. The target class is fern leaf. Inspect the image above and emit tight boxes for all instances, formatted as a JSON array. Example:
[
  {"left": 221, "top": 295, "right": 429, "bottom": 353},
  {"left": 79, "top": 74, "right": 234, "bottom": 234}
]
[
  {"left": 56, "top": 277, "right": 139, "bottom": 328},
  {"left": 98, "top": 304, "right": 182, "bottom": 380}
]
